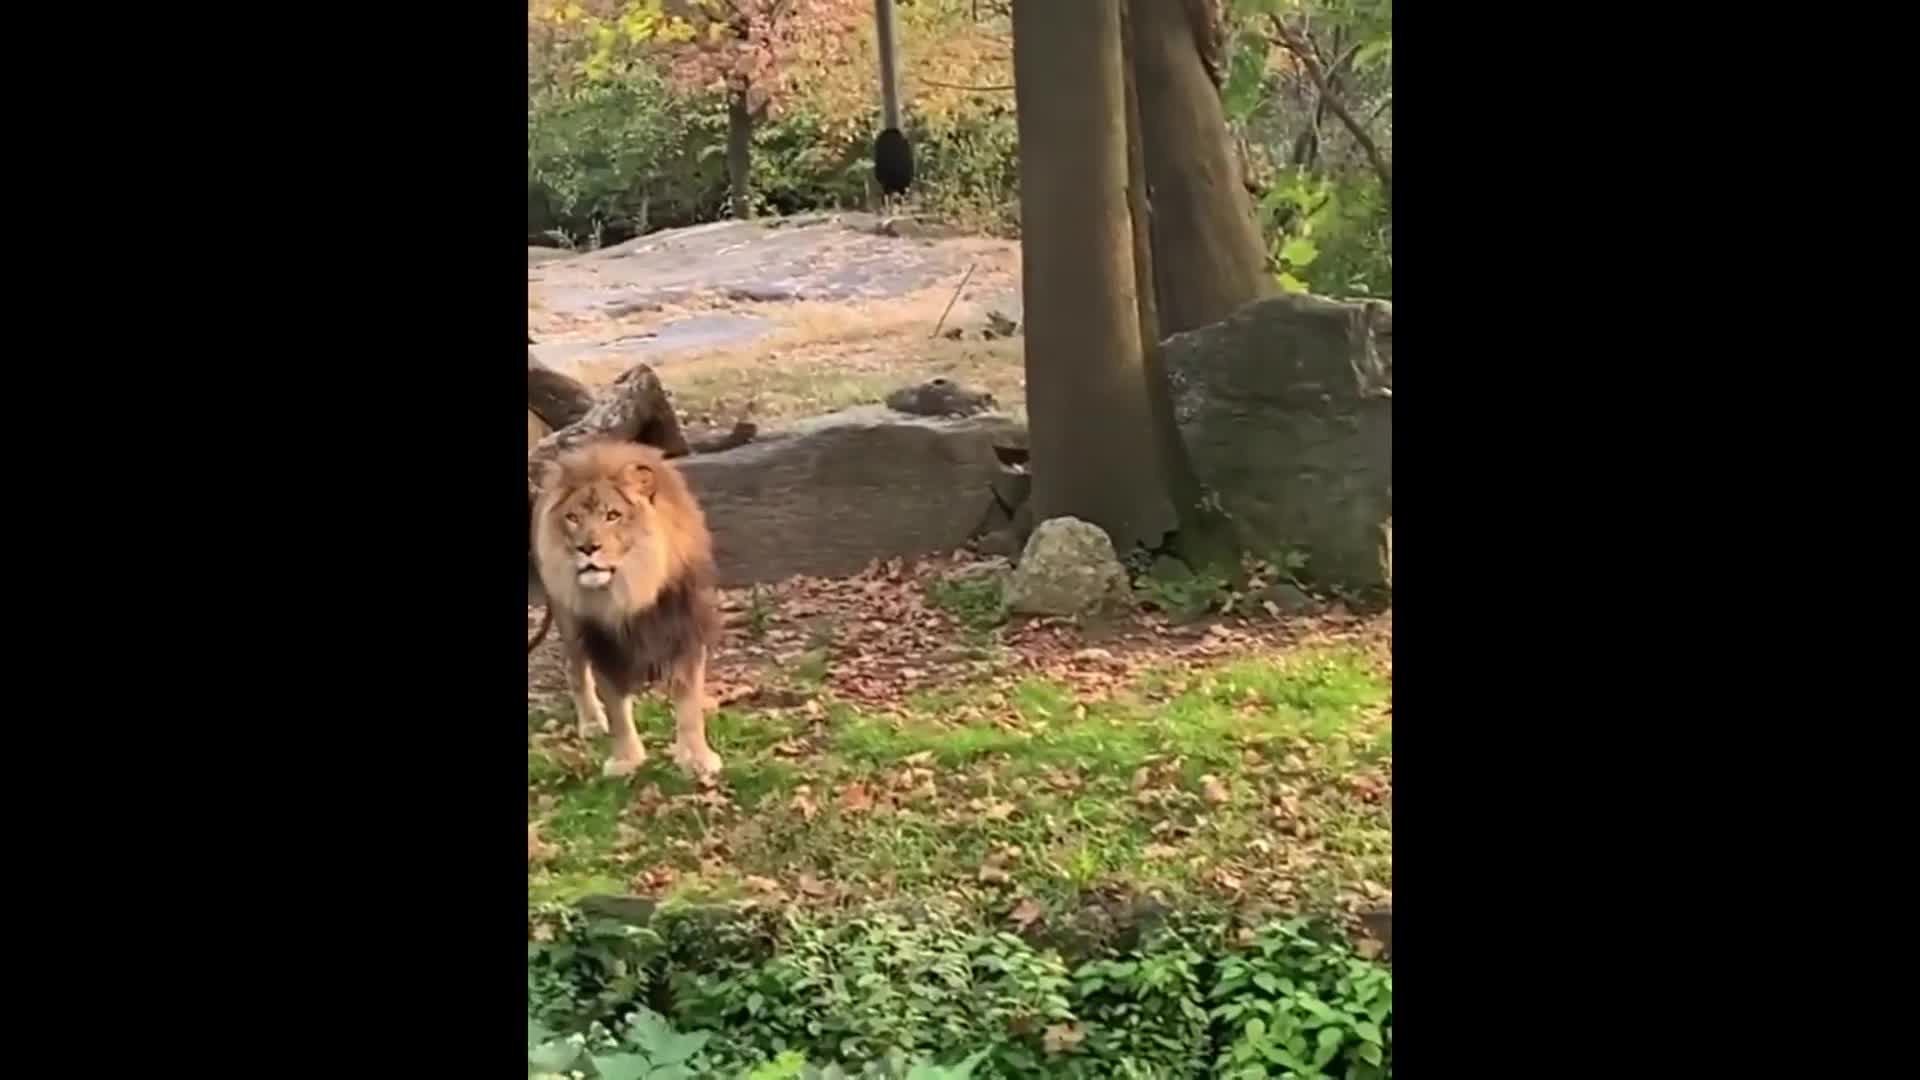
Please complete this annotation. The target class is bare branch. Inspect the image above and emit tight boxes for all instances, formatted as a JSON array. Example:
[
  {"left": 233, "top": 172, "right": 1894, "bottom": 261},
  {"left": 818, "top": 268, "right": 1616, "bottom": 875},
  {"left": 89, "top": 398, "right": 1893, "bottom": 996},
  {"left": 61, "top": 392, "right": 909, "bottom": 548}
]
[
  {"left": 1269, "top": 16, "right": 1392, "bottom": 193},
  {"left": 919, "top": 77, "right": 1015, "bottom": 92}
]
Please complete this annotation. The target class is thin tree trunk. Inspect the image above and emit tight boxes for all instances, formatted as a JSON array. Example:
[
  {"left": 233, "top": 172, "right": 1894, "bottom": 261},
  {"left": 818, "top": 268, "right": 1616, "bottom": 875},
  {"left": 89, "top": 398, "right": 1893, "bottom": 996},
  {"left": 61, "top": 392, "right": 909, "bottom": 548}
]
[
  {"left": 1131, "top": 0, "right": 1274, "bottom": 335},
  {"left": 1121, "top": 0, "right": 1237, "bottom": 571},
  {"left": 726, "top": 86, "right": 752, "bottom": 220},
  {"left": 1012, "top": 0, "right": 1174, "bottom": 552}
]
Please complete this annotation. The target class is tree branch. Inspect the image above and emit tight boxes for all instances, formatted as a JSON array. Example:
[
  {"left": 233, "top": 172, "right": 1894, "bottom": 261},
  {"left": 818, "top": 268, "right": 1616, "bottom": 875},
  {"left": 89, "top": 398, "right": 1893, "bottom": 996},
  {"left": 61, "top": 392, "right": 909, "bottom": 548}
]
[
  {"left": 919, "top": 77, "right": 1015, "bottom": 91},
  {"left": 1269, "top": 16, "right": 1392, "bottom": 194}
]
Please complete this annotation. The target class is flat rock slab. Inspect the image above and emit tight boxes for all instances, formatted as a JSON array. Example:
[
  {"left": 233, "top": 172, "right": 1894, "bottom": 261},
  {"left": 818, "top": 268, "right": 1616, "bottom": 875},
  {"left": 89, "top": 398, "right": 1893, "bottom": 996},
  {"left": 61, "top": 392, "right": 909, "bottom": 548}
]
[
  {"left": 681, "top": 405, "right": 1026, "bottom": 587},
  {"left": 529, "top": 313, "right": 772, "bottom": 376},
  {"left": 530, "top": 214, "right": 976, "bottom": 318}
]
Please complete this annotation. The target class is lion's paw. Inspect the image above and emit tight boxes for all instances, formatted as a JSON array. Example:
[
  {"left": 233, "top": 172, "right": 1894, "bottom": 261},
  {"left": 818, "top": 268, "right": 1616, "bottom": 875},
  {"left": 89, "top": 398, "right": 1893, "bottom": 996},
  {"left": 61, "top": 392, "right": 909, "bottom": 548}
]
[
  {"left": 672, "top": 743, "right": 723, "bottom": 781},
  {"left": 600, "top": 750, "right": 646, "bottom": 779}
]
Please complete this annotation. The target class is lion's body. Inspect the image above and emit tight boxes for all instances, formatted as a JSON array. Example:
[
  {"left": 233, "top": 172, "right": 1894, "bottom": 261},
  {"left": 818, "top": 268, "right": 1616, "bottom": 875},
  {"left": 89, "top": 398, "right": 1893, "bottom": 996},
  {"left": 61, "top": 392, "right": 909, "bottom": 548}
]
[{"left": 531, "top": 440, "right": 724, "bottom": 778}]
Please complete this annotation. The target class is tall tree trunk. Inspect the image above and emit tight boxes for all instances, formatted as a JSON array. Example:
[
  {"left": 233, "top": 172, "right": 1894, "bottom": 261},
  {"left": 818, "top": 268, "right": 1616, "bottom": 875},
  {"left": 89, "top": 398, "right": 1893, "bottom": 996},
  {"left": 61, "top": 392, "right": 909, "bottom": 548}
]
[
  {"left": 1120, "top": 0, "right": 1236, "bottom": 570},
  {"left": 1132, "top": 0, "right": 1273, "bottom": 335},
  {"left": 726, "top": 85, "right": 752, "bottom": 220},
  {"left": 1012, "top": 0, "right": 1174, "bottom": 553}
]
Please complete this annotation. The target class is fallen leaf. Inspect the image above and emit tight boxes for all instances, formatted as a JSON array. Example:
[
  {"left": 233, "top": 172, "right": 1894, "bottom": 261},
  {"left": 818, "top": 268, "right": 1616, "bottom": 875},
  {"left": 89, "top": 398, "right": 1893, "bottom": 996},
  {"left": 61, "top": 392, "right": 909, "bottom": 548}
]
[
  {"left": 797, "top": 872, "right": 829, "bottom": 897},
  {"left": 744, "top": 875, "right": 783, "bottom": 895},
  {"left": 981, "top": 799, "right": 1017, "bottom": 821},
  {"left": 790, "top": 787, "right": 820, "bottom": 821},
  {"left": 901, "top": 750, "right": 936, "bottom": 767},
  {"left": 1143, "top": 843, "right": 1182, "bottom": 859},
  {"left": 1008, "top": 897, "right": 1044, "bottom": 931},
  {"left": 1200, "top": 774, "right": 1231, "bottom": 804},
  {"left": 1043, "top": 1023, "right": 1087, "bottom": 1054},
  {"left": 839, "top": 782, "right": 875, "bottom": 814}
]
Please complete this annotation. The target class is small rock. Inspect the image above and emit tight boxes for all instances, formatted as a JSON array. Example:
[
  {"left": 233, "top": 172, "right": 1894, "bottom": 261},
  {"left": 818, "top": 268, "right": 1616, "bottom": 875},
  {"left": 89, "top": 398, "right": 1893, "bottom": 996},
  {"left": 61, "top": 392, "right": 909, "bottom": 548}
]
[
  {"left": 884, "top": 377, "right": 998, "bottom": 417},
  {"left": 1006, "top": 517, "right": 1133, "bottom": 617}
]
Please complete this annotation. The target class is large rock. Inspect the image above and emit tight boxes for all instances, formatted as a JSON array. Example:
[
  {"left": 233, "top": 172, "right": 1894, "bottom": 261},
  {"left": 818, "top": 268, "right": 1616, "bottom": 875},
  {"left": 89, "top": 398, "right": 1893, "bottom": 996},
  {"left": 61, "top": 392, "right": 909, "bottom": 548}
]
[
  {"left": 1164, "top": 293, "right": 1392, "bottom": 593},
  {"left": 1006, "top": 517, "right": 1133, "bottom": 617},
  {"left": 680, "top": 406, "right": 1025, "bottom": 587}
]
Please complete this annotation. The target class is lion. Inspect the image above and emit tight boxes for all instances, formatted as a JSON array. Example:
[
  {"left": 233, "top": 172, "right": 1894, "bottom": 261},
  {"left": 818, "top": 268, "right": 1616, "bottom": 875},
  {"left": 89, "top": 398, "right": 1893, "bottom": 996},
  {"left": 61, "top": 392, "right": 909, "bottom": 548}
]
[{"left": 531, "top": 439, "right": 724, "bottom": 780}]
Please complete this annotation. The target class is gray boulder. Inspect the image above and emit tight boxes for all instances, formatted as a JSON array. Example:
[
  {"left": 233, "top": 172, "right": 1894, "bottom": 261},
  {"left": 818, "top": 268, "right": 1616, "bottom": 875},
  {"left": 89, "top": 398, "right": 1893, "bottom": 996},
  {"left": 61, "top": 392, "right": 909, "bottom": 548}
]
[
  {"left": 1006, "top": 517, "right": 1133, "bottom": 617},
  {"left": 1163, "top": 293, "right": 1392, "bottom": 593},
  {"left": 679, "top": 405, "right": 1025, "bottom": 586}
]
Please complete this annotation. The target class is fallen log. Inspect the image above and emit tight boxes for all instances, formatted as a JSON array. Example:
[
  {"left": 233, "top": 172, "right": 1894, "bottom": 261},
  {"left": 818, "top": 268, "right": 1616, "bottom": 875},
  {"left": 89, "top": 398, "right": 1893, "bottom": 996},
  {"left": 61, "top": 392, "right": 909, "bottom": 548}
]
[{"left": 527, "top": 349, "right": 598, "bottom": 432}]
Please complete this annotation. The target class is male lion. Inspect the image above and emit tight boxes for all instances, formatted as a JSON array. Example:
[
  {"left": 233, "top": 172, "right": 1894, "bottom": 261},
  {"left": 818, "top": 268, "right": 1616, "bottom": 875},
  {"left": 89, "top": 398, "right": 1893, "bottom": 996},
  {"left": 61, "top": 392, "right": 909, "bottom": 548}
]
[{"left": 531, "top": 440, "right": 724, "bottom": 779}]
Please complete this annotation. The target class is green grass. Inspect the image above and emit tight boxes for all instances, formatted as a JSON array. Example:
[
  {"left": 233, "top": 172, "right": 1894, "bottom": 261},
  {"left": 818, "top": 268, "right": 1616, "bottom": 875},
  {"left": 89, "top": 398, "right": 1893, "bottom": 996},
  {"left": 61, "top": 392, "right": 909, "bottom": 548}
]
[{"left": 528, "top": 647, "right": 1391, "bottom": 920}]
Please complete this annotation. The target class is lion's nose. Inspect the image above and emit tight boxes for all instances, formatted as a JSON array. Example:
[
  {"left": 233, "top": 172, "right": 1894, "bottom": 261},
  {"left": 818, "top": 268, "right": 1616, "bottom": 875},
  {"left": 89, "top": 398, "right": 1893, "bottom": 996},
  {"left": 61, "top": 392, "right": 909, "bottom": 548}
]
[{"left": 576, "top": 542, "right": 600, "bottom": 557}]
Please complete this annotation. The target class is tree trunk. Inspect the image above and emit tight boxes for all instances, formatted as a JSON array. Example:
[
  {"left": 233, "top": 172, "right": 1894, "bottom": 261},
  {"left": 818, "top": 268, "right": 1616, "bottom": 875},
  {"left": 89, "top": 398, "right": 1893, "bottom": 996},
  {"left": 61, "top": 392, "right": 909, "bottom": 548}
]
[
  {"left": 1120, "top": 0, "right": 1237, "bottom": 571},
  {"left": 1012, "top": 0, "right": 1174, "bottom": 552},
  {"left": 726, "top": 86, "right": 752, "bottom": 220},
  {"left": 1131, "top": 0, "right": 1274, "bottom": 335}
]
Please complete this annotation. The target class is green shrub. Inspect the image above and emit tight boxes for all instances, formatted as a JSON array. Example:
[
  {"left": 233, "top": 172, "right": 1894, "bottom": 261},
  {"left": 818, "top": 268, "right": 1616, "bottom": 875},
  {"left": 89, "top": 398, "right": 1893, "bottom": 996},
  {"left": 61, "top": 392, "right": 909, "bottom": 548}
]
[{"left": 528, "top": 904, "right": 1392, "bottom": 1079}]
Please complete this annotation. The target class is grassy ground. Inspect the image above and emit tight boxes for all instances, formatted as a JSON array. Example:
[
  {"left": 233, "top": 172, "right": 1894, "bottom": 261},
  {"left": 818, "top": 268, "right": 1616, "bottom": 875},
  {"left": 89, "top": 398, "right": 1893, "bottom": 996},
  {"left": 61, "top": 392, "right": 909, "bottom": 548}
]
[{"left": 528, "top": 559, "right": 1392, "bottom": 933}]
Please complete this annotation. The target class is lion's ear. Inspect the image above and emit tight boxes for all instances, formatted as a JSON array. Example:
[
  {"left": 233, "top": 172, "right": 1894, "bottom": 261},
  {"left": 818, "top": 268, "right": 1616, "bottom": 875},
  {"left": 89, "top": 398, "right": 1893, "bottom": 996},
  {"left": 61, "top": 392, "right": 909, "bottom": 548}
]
[{"left": 618, "top": 462, "right": 656, "bottom": 503}]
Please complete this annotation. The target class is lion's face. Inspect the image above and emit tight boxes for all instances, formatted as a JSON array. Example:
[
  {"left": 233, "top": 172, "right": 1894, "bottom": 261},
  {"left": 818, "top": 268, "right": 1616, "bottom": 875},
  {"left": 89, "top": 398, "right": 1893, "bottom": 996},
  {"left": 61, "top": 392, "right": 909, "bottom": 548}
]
[{"left": 542, "top": 461, "right": 668, "bottom": 595}]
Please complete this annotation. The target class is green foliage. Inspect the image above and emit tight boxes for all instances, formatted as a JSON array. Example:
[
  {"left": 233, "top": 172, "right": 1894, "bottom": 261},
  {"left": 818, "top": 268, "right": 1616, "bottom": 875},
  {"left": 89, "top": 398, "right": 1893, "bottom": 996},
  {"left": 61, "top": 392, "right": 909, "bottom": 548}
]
[
  {"left": 529, "top": 905, "right": 666, "bottom": 1032},
  {"left": 528, "top": 904, "right": 1392, "bottom": 1079},
  {"left": 1211, "top": 921, "right": 1392, "bottom": 1079},
  {"left": 926, "top": 574, "right": 1009, "bottom": 632},
  {"left": 669, "top": 910, "right": 1073, "bottom": 1073},
  {"left": 528, "top": 72, "right": 721, "bottom": 245},
  {"left": 744, "top": 586, "right": 776, "bottom": 642},
  {"left": 1227, "top": 0, "right": 1393, "bottom": 298},
  {"left": 1135, "top": 561, "right": 1232, "bottom": 621}
]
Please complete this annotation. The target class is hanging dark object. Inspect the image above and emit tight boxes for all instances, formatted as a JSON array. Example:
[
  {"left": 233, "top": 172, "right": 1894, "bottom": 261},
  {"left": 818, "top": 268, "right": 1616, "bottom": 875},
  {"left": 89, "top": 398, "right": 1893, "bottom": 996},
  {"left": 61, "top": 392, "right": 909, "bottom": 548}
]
[
  {"left": 872, "top": 0, "right": 912, "bottom": 198},
  {"left": 874, "top": 127, "right": 914, "bottom": 195}
]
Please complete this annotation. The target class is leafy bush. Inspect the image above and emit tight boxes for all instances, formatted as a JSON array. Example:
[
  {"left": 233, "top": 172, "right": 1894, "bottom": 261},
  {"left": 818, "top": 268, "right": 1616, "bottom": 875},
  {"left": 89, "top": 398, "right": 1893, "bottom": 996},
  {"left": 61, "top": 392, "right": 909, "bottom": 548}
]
[
  {"left": 1211, "top": 922, "right": 1392, "bottom": 1078},
  {"left": 670, "top": 910, "right": 1072, "bottom": 1073},
  {"left": 528, "top": 69, "right": 714, "bottom": 246},
  {"left": 528, "top": 903, "right": 1391, "bottom": 1079}
]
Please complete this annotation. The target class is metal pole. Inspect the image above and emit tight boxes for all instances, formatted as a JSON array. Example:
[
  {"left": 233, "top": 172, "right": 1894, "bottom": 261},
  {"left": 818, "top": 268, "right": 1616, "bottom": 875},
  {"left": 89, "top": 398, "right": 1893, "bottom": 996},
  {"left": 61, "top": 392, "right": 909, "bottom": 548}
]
[{"left": 874, "top": 0, "right": 901, "bottom": 130}]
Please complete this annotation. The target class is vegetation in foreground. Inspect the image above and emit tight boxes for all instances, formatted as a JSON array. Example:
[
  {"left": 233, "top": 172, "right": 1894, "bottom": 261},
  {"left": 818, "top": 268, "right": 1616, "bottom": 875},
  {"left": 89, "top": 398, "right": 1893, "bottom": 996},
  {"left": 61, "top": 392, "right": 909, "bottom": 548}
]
[{"left": 530, "top": 904, "right": 1391, "bottom": 1078}]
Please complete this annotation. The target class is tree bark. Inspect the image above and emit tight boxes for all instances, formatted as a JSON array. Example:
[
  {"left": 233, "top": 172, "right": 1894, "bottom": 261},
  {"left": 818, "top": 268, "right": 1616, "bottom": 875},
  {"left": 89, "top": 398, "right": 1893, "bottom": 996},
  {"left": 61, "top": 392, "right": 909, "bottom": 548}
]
[
  {"left": 1131, "top": 0, "right": 1274, "bottom": 335},
  {"left": 1012, "top": 0, "right": 1174, "bottom": 552},
  {"left": 1121, "top": 0, "right": 1237, "bottom": 571},
  {"left": 528, "top": 350, "right": 596, "bottom": 431},
  {"left": 527, "top": 362, "right": 690, "bottom": 488},
  {"left": 726, "top": 86, "right": 753, "bottom": 220}
]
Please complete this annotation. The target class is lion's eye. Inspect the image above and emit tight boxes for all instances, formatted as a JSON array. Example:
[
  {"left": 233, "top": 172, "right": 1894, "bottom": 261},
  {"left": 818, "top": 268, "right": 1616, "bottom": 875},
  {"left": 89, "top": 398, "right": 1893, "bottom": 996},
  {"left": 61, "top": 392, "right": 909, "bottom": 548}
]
[
  {"left": 605, "top": 509, "right": 621, "bottom": 522},
  {"left": 564, "top": 513, "right": 580, "bottom": 526}
]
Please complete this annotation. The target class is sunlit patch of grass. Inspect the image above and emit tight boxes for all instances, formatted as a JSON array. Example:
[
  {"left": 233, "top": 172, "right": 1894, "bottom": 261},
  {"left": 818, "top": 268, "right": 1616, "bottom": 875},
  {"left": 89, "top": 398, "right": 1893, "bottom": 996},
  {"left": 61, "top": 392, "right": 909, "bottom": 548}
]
[{"left": 527, "top": 648, "right": 1391, "bottom": 917}]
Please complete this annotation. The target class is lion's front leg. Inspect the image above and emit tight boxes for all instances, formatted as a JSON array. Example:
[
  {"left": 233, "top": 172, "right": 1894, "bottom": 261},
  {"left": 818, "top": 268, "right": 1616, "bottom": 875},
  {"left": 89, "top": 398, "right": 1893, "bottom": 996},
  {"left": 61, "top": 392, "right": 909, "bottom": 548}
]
[
  {"left": 669, "top": 645, "right": 722, "bottom": 780},
  {"left": 599, "top": 685, "right": 647, "bottom": 778},
  {"left": 557, "top": 611, "right": 609, "bottom": 739}
]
